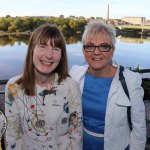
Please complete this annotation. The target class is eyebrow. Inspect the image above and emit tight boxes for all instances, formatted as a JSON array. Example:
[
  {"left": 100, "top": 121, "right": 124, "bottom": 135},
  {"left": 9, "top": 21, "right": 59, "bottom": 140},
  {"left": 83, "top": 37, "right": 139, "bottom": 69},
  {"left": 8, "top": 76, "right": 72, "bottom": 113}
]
[{"left": 84, "top": 42, "right": 94, "bottom": 45}]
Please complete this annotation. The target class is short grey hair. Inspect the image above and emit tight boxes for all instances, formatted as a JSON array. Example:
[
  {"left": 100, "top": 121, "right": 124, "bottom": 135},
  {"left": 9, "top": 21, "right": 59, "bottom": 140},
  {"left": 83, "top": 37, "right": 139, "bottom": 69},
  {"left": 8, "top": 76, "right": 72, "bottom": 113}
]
[{"left": 82, "top": 20, "right": 116, "bottom": 47}]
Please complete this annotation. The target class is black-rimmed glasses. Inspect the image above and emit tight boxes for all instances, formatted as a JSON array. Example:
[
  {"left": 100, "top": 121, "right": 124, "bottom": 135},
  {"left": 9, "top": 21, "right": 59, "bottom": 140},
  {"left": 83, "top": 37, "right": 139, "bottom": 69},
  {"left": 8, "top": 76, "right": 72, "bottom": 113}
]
[{"left": 83, "top": 43, "right": 113, "bottom": 52}]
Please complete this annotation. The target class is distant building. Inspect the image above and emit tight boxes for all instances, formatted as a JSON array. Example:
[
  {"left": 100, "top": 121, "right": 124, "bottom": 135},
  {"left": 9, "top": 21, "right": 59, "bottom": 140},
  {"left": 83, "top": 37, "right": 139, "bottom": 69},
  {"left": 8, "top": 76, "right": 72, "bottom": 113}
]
[
  {"left": 122, "top": 16, "right": 146, "bottom": 25},
  {"left": 144, "top": 20, "right": 150, "bottom": 26},
  {"left": 113, "top": 19, "right": 122, "bottom": 25}
]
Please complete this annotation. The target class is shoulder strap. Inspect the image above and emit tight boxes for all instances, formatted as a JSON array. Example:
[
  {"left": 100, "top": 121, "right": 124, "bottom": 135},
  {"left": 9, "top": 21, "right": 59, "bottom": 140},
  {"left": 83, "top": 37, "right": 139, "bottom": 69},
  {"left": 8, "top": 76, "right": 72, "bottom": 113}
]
[{"left": 119, "top": 66, "right": 132, "bottom": 131}]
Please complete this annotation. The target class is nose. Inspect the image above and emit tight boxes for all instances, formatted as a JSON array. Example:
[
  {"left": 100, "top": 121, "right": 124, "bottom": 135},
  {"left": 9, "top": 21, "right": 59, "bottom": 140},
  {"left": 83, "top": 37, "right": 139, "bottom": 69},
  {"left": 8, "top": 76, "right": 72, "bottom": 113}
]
[
  {"left": 94, "top": 46, "right": 101, "bottom": 54},
  {"left": 46, "top": 47, "right": 53, "bottom": 59}
]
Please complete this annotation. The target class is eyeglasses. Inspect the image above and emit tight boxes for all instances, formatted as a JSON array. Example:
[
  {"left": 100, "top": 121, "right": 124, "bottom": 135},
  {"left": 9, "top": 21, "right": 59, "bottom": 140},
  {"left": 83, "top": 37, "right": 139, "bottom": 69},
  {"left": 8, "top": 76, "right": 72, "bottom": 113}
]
[{"left": 83, "top": 43, "right": 113, "bottom": 52}]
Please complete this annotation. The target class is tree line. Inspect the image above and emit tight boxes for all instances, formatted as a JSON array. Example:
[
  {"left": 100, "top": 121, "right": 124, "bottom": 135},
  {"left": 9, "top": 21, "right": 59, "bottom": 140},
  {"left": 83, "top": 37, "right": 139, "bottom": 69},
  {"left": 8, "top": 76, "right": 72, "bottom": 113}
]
[{"left": 0, "top": 15, "right": 104, "bottom": 35}]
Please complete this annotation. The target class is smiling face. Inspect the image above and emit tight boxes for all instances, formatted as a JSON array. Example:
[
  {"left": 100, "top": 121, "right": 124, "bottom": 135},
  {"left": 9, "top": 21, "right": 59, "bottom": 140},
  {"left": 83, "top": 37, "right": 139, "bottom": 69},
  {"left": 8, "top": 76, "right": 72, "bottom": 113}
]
[
  {"left": 33, "top": 39, "right": 61, "bottom": 77},
  {"left": 83, "top": 32, "right": 115, "bottom": 76},
  {"left": 21, "top": 24, "right": 68, "bottom": 95}
]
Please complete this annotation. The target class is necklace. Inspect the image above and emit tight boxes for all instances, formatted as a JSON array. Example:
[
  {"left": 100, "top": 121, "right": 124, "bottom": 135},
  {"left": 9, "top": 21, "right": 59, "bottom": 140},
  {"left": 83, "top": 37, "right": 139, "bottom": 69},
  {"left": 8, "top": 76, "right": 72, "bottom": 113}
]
[{"left": 37, "top": 73, "right": 58, "bottom": 106}]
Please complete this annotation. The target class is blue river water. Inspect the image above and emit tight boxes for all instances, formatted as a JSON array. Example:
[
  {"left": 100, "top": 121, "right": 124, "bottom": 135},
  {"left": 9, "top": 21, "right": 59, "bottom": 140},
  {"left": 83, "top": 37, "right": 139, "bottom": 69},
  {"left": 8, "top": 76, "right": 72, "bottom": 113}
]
[{"left": 0, "top": 37, "right": 150, "bottom": 80}]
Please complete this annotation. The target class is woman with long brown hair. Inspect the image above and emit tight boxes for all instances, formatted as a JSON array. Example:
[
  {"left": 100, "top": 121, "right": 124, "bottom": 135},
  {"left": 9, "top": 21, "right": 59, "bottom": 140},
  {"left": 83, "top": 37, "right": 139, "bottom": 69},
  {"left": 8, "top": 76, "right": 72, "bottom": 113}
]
[{"left": 5, "top": 23, "right": 82, "bottom": 150}]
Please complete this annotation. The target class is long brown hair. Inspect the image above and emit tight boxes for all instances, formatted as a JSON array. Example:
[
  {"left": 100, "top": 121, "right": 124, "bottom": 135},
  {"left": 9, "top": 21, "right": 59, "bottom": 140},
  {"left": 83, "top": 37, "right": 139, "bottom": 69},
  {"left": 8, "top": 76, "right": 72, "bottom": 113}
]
[{"left": 16, "top": 23, "right": 68, "bottom": 96}]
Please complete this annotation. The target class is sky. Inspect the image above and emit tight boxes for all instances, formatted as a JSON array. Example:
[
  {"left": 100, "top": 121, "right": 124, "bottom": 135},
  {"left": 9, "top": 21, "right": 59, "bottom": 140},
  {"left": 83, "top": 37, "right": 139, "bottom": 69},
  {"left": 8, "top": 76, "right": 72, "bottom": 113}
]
[{"left": 0, "top": 0, "right": 149, "bottom": 20}]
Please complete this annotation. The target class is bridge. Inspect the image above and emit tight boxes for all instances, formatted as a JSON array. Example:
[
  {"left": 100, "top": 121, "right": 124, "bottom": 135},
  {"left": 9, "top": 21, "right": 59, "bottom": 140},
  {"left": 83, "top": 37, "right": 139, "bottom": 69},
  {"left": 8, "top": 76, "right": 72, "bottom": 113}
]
[{"left": 116, "top": 25, "right": 150, "bottom": 30}]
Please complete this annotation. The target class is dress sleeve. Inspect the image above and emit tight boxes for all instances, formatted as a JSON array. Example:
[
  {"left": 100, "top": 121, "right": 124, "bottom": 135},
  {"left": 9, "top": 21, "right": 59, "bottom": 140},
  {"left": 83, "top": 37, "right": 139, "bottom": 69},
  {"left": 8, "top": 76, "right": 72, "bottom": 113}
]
[
  {"left": 68, "top": 79, "right": 83, "bottom": 150},
  {"left": 5, "top": 80, "right": 22, "bottom": 150},
  {"left": 129, "top": 73, "right": 146, "bottom": 150}
]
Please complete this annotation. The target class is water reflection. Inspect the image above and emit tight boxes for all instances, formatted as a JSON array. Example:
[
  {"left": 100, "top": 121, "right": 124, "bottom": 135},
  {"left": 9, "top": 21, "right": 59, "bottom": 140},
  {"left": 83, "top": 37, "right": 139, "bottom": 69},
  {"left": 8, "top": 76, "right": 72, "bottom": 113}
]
[
  {"left": 0, "top": 35, "right": 29, "bottom": 46},
  {"left": 0, "top": 34, "right": 150, "bottom": 46},
  {"left": 0, "top": 34, "right": 83, "bottom": 46},
  {"left": 0, "top": 34, "right": 150, "bottom": 81},
  {"left": 65, "top": 34, "right": 82, "bottom": 44},
  {"left": 118, "top": 36, "right": 150, "bottom": 44}
]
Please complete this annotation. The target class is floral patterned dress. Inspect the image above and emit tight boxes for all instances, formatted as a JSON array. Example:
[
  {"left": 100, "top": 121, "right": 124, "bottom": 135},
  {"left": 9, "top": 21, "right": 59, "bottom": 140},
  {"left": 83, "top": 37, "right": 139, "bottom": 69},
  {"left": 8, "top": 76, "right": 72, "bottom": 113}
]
[{"left": 5, "top": 74, "right": 82, "bottom": 150}]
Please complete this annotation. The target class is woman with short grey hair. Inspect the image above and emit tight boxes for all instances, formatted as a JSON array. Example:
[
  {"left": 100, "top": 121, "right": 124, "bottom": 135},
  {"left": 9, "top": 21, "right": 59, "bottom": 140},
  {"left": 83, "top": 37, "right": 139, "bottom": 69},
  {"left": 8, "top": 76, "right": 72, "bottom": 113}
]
[{"left": 70, "top": 19, "right": 146, "bottom": 150}]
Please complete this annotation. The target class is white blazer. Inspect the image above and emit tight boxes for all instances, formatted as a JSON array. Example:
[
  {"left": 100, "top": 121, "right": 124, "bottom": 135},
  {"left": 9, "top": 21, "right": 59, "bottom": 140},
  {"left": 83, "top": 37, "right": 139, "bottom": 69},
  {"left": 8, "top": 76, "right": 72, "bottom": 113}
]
[{"left": 69, "top": 62, "right": 146, "bottom": 150}]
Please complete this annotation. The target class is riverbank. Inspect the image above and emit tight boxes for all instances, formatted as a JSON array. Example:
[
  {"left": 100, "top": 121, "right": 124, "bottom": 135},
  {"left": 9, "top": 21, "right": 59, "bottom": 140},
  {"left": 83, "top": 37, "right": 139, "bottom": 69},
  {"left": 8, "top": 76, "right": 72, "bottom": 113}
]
[{"left": 0, "top": 31, "right": 31, "bottom": 36}]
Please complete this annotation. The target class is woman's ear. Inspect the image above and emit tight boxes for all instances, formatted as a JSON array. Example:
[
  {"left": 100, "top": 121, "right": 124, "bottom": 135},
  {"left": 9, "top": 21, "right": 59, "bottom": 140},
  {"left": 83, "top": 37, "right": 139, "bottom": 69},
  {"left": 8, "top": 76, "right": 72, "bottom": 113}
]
[{"left": 82, "top": 47, "right": 86, "bottom": 57}]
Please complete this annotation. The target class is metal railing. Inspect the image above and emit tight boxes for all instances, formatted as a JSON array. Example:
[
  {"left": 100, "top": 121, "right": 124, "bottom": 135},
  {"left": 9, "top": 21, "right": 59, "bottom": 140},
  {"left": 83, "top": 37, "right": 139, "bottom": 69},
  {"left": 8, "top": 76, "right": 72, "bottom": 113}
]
[
  {"left": 133, "top": 68, "right": 150, "bottom": 74},
  {"left": 0, "top": 79, "right": 8, "bottom": 95}
]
